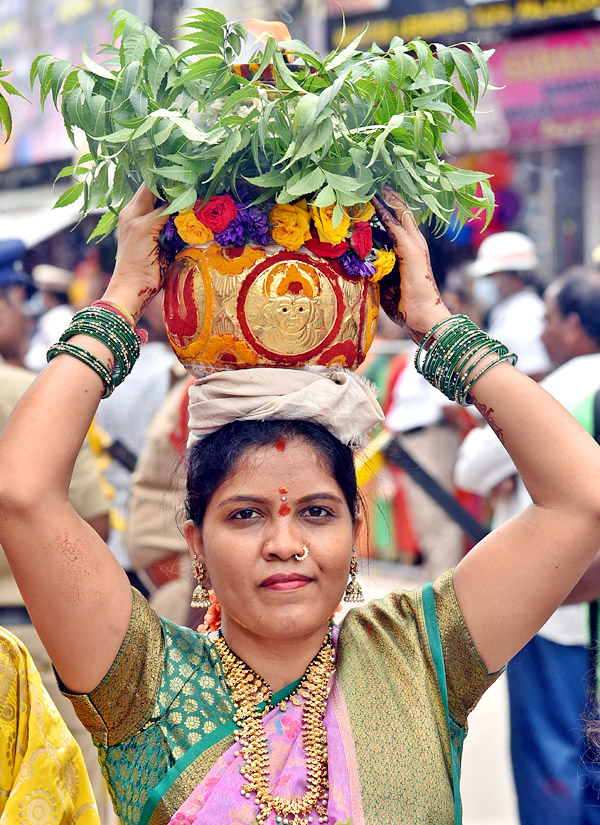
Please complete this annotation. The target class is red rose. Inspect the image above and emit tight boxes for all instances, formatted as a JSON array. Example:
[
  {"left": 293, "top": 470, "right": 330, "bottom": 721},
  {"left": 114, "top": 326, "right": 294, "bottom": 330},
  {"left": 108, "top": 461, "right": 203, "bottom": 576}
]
[
  {"left": 194, "top": 195, "right": 238, "bottom": 233},
  {"left": 350, "top": 221, "right": 373, "bottom": 259},
  {"left": 304, "top": 236, "right": 350, "bottom": 258}
]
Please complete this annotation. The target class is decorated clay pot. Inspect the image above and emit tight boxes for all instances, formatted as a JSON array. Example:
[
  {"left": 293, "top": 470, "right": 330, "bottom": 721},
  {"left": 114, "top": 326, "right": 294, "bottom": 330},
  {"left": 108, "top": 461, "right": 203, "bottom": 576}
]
[{"left": 162, "top": 242, "right": 380, "bottom": 376}]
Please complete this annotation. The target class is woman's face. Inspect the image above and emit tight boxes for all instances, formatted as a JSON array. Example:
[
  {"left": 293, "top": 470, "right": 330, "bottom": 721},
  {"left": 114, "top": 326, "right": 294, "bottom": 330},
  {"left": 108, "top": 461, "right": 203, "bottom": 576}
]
[{"left": 184, "top": 439, "right": 360, "bottom": 646}]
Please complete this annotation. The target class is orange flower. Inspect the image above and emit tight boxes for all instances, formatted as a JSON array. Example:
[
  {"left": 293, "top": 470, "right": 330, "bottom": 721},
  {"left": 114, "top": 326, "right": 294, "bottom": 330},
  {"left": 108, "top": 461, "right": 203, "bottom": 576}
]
[
  {"left": 197, "top": 590, "right": 221, "bottom": 633},
  {"left": 202, "top": 334, "right": 258, "bottom": 367},
  {"left": 348, "top": 202, "right": 375, "bottom": 224},
  {"left": 205, "top": 243, "right": 266, "bottom": 275},
  {"left": 270, "top": 202, "right": 312, "bottom": 251},
  {"left": 309, "top": 203, "right": 350, "bottom": 245},
  {"left": 174, "top": 210, "right": 214, "bottom": 245},
  {"left": 372, "top": 249, "right": 396, "bottom": 282}
]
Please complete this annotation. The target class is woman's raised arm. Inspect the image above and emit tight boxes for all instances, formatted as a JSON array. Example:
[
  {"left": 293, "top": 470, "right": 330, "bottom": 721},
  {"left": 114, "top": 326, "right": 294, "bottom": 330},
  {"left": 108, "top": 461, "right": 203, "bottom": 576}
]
[
  {"left": 0, "top": 186, "right": 168, "bottom": 693},
  {"left": 374, "top": 186, "right": 600, "bottom": 673}
]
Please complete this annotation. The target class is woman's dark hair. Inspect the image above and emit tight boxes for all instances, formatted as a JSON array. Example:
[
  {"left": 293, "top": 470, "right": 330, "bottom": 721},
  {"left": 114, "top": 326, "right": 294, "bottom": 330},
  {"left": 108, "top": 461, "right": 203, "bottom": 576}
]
[{"left": 185, "top": 419, "right": 358, "bottom": 526}]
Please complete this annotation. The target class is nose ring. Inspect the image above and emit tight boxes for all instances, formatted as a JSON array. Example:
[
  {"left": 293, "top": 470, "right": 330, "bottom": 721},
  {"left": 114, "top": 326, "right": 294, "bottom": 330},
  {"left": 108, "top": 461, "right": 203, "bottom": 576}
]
[{"left": 294, "top": 543, "right": 310, "bottom": 562}]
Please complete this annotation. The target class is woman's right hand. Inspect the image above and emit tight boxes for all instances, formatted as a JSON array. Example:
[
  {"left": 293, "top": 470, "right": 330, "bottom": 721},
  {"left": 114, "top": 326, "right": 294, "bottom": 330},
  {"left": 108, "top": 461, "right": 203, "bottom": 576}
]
[{"left": 103, "top": 184, "right": 170, "bottom": 322}]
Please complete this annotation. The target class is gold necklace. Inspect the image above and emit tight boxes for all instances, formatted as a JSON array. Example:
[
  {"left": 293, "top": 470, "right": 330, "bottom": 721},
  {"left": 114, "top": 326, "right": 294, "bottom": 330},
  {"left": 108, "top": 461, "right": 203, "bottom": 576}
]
[{"left": 213, "top": 632, "right": 335, "bottom": 825}]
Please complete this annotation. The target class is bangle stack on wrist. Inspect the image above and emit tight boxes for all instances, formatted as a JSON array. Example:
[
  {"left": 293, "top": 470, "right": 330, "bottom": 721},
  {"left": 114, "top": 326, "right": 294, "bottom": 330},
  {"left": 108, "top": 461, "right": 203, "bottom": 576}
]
[
  {"left": 414, "top": 315, "right": 517, "bottom": 405},
  {"left": 46, "top": 305, "right": 142, "bottom": 398}
]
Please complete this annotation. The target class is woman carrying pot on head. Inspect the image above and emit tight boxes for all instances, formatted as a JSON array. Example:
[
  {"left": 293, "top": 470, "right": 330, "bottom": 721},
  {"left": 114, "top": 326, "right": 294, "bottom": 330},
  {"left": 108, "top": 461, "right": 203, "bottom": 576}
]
[{"left": 0, "top": 184, "right": 599, "bottom": 825}]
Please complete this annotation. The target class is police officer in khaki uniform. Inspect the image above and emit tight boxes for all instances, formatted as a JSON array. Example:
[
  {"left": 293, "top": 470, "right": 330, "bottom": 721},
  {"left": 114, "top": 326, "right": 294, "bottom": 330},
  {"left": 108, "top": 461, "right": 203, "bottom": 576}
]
[{"left": 0, "top": 239, "right": 114, "bottom": 822}]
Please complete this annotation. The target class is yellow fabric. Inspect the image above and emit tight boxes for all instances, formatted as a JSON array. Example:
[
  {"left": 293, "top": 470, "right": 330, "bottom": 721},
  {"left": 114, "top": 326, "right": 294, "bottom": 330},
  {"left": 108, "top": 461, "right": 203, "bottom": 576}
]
[{"left": 0, "top": 628, "right": 100, "bottom": 825}]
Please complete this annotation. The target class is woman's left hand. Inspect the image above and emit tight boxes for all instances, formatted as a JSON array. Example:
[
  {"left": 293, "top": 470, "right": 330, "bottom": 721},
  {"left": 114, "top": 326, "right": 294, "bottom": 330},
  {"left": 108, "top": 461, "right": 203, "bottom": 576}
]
[
  {"left": 373, "top": 184, "right": 450, "bottom": 343},
  {"left": 103, "top": 184, "right": 169, "bottom": 322}
]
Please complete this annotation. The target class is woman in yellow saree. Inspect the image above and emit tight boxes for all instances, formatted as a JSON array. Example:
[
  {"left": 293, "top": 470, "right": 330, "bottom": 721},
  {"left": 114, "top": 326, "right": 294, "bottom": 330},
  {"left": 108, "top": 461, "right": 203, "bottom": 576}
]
[
  {"left": 0, "top": 627, "right": 99, "bottom": 824},
  {"left": 0, "top": 184, "right": 600, "bottom": 824}
]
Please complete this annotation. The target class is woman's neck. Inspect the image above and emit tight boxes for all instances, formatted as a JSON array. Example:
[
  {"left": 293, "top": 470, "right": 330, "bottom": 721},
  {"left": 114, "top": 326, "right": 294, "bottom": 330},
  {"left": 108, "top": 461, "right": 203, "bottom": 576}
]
[{"left": 219, "top": 619, "right": 331, "bottom": 693}]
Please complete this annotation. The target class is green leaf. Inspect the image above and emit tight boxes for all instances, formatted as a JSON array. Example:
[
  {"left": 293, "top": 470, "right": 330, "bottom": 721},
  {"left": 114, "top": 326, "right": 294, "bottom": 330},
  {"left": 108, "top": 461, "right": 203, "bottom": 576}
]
[
  {"left": 88, "top": 209, "right": 119, "bottom": 242},
  {"left": 147, "top": 47, "right": 174, "bottom": 97},
  {"left": 54, "top": 182, "right": 84, "bottom": 208},
  {"left": 284, "top": 166, "right": 326, "bottom": 198},
  {"left": 0, "top": 80, "right": 24, "bottom": 98},
  {"left": 448, "top": 88, "right": 476, "bottom": 129},
  {"left": 312, "top": 185, "right": 335, "bottom": 207},
  {"left": 120, "top": 61, "right": 142, "bottom": 100},
  {"left": 207, "top": 129, "right": 243, "bottom": 180},
  {"left": 272, "top": 51, "right": 305, "bottom": 94},
  {"left": 325, "top": 27, "right": 367, "bottom": 71},
  {"left": 220, "top": 85, "right": 260, "bottom": 117},
  {"left": 165, "top": 186, "right": 198, "bottom": 214},
  {"left": 245, "top": 169, "right": 289, "bottom": 187},
  {"left": 448, "top": 47, "right": 480, "bottom": 105},
  {"left": 292, "top": 92, "right": 319, "bottom": 139},
  {"left": 0, "top": 95, "right": 12, "bottom": 140},
  {"left": 392, "top": 50, "right": 418, "bottom": 87},
  {"left": 407, "top": 39, "right": 433, "bottom": 74},
  {"left": 81, "top": 43, "right": 114, "bottom": 80}
]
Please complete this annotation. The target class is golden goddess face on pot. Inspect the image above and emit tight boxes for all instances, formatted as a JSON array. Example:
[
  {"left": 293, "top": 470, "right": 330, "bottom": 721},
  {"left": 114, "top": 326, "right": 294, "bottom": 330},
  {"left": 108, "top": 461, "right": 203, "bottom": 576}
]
[{"left": 184, "top": 441, "right": 360, "bottom": 645}]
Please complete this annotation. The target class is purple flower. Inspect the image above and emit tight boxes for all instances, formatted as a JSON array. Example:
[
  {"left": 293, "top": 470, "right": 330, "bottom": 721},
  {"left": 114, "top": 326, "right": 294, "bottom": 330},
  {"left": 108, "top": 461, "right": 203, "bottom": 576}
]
[
  {"left": 232, "top": 184, "right": 252, "bottom": 207},
  {"left": 339, "top": 251, "right": 377, "bottom": 278},
  {"left": 245, "top": 207, "right": 271, "bottom": 245},
  {"left": 214, "top": 217, "right": 246, "bottom": 246},
  {"left": 159, "top": 216, "right": 186, "bottom": 254}
]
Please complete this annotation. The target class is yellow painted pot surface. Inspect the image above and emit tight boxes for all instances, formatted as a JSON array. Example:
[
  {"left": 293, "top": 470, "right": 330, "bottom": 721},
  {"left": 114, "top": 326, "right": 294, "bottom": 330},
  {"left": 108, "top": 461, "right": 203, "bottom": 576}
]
[{"left": 162, "top": 242, "right": 380, "bottom": 375}]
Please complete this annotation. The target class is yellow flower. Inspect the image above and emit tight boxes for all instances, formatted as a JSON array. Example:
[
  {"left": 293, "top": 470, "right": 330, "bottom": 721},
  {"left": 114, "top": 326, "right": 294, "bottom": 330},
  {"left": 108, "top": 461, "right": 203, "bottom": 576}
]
[
  {"left": 174, "top": 210, "right": 214, "bottom": 245},
  {"left": 270, "top": 202, "right": 312, "bottom": 251},
  {"left": 309, "top": 203, "right": 350, "bottom": 245},
  {"left": 348, "top": 202, "right": 375, "bottom": 224},
  {"left": 372, "top": 249, "right": 396, "bottom": 282}
]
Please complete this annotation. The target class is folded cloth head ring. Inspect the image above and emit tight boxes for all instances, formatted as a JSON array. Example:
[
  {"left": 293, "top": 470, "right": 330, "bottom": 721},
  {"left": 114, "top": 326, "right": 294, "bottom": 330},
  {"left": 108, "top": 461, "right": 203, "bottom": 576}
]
[{"left": 187, "top": 366, "right": 384, "bottom": 447}]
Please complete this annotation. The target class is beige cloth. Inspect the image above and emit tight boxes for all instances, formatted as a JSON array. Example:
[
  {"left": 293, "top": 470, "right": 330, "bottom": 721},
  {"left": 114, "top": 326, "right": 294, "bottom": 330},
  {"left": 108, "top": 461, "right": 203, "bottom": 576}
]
[{"left": 187, "top": 367, "right": 384, "bottom": 447}]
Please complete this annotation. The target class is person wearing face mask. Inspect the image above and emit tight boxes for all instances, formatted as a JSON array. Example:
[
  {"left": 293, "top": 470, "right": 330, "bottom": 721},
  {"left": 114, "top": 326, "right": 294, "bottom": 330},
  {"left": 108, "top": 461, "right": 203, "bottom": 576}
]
[{"left": 469, "top": 231, "right": 552, "bottom": 381}]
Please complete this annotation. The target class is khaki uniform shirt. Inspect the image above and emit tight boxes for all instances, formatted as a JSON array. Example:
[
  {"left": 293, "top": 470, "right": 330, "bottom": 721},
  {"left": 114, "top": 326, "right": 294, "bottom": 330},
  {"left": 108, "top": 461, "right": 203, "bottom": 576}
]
[{"left": 0, "top": 359, "right": 111, "bottom": 605}]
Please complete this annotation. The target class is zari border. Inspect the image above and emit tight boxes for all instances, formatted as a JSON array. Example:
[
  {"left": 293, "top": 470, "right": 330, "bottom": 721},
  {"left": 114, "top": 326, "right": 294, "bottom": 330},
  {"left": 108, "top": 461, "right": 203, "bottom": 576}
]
[{"left": 141, "top": 725, "right": 236, "bottom": 825}]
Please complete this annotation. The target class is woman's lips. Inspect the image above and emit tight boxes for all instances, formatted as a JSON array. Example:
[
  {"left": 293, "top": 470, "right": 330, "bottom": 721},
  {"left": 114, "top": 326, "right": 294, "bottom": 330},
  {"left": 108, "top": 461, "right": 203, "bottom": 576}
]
[{"left": 260, "top": 573, "right": 312, "bottom": 591}]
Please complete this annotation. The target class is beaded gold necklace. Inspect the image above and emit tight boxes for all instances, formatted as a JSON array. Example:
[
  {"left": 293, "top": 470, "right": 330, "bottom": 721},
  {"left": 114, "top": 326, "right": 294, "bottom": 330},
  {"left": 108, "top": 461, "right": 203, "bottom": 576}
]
[{"left": 213, "top": 631, "right": 335, "bottom": 825}]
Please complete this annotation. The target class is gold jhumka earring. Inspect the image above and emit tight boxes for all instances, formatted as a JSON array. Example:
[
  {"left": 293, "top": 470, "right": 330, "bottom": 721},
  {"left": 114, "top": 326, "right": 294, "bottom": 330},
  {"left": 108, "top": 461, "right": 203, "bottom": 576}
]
[
  {"left": 191, "top": 555, "right": 211, "bottom": 608},
  {"left": 343, "top": 551, "right": 364, "bottom": 603}
]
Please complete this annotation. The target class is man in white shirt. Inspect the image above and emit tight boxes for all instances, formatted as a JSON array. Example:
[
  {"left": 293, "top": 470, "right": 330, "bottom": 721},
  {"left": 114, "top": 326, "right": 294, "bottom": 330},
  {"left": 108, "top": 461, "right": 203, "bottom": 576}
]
[
  {"left": 455, "top": 271, "right": 600, "bottom": 825},
  {"left": 469, "top": 231, "right": 552, "bottom": 380}
]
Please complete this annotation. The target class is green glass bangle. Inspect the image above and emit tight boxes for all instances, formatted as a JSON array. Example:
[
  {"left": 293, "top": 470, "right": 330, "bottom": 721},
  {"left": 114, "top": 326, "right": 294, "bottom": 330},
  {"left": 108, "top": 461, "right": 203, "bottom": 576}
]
[
  {"left": 441, "top": 332, "right": 492, "bottom": 399},
  {"left": 60, "top": 309, "right": 141, "bottom": 387},
  {"left": 61, "top": 321, "right": 139, "bottom": 382},
  {"left": 431, "top": 329, "right": 488, "bottom": 395},
  {"left": 414, "top": 315, "right": 471, "bottom": 374},
  {"left": 462, "top": 351, "right": 518, "bottom": 405},
  {"left": 47, "top": 342, "right": 115, "bottom": 398},
  {"left": 451, "top": 341, "right": 509, "bottom": 404}
]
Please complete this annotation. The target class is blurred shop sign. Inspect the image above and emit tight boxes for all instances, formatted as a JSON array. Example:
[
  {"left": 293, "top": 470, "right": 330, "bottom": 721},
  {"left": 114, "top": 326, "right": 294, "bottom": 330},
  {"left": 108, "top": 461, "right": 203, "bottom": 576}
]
[
  {"left": 446, "top": 27, "right": 600, "bottom": 153},
  {"left": 0, "top": 0, "right": 151, "bottom": 172},
  {"left": 329, "top": 0, "right": 600, "bottom": 48}
]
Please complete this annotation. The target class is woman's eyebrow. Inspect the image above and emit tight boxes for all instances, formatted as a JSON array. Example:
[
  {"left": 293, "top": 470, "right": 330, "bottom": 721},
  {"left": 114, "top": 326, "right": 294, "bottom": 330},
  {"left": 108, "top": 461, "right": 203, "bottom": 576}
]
[{"left": 217, "top": 495, "right": 266, "bottom": 507}]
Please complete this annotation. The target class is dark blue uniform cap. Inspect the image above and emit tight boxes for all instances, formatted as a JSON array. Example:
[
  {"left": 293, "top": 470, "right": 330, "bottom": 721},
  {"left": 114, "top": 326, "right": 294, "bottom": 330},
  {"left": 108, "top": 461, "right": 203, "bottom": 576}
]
[{"left": 0, "top": 239, "right": 34, "bottom": 292}]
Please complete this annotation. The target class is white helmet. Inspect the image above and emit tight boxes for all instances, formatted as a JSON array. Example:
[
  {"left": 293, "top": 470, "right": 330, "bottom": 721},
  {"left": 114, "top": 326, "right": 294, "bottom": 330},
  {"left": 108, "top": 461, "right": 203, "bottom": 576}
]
[{"left": 468, "top": 232, "right": 539, "bottom": 278}]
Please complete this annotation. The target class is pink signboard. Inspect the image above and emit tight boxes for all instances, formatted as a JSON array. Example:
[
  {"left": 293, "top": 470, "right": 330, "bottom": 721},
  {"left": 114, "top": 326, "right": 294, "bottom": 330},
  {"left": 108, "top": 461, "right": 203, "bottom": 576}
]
[{"left": 490, "top": 27, "right": 600, "bottom": 148}]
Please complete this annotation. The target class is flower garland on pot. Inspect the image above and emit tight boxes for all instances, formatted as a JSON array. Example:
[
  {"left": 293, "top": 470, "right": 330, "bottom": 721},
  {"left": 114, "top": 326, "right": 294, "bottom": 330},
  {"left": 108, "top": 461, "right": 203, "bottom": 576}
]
[{"left": 160, "top": 186, "right": 396, "bottom": 282}]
